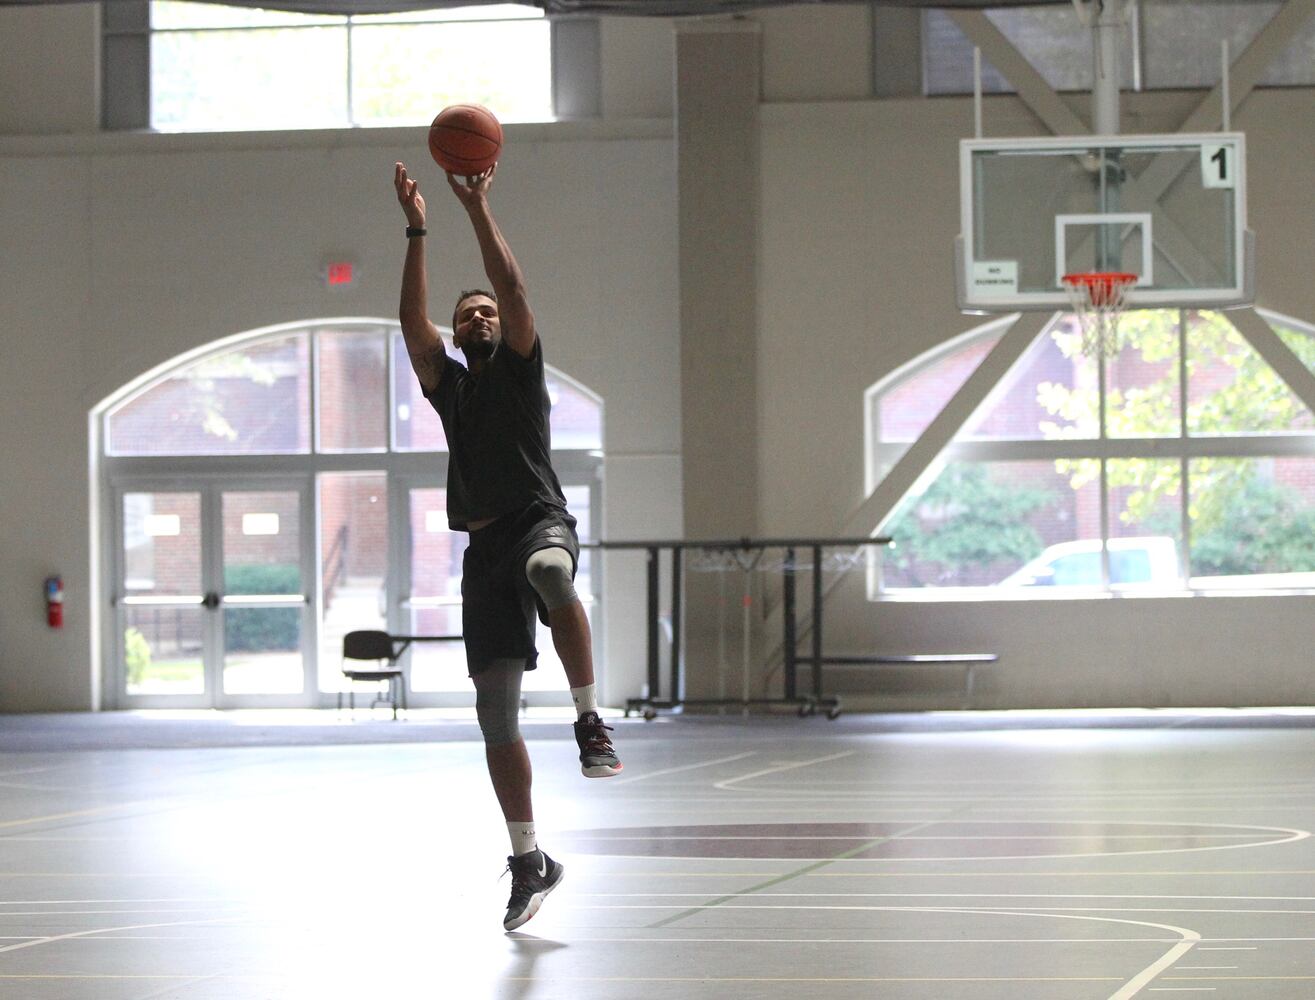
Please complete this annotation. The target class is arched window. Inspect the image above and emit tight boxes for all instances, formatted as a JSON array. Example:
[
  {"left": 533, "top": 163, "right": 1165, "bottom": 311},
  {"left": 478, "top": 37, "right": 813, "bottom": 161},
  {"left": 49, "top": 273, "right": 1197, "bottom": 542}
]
[
  {"left": 866, "top": 308, "right": 1315, "bottom": 596},
  {"left": 102, "top": 319, "right": 602, "bottom": 708}
]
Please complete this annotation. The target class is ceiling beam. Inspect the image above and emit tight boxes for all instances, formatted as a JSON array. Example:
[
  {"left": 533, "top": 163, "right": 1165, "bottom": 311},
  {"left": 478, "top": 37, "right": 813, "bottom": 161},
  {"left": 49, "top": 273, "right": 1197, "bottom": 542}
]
[{"left": 947, "top": 9, "right": 1087, "bottom": 136}]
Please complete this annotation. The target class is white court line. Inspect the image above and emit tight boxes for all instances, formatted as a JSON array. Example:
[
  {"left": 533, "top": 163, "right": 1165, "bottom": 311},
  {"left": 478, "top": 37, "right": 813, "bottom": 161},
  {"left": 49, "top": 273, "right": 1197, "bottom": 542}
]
[
  {"left": 574, "top": 903, "right": 1315, "bottom": 915},
  {"left": 682, "top": 790, "right": 1315, "bottom": 802},
  {"left": 0, "top": 909, "right": 242, "bottom": 917},
  {"left": 589, "top": 869, "right": 1315, "bottom": 878},
  {"left": 713, "top": 751, "right": 856, "bottom": 790},
  {"left": 572, "top": 834, "right": 1269, "bottom": 840},
  {"left": 574, "top": 821, "right": 1310, "bottom": 862},
  {"left": 608, "top": 751, "right": 757, "bottom": 785},
  {"left": 572, "top": 892, "right": 1315, "bottom": 901},
  {"left": 0, "top": 897, "right": 241, "bottom": 905},
  {"left": 0, "top": 917, "right": 240, "bottom": 956}
]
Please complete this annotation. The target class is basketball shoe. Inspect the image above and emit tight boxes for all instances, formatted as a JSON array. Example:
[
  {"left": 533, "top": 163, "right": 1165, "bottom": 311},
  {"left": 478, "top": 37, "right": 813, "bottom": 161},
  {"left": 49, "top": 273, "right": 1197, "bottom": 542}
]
[
  {"left": 574, "top": 711, "right": 623, "bottom": 778},
  {"left": 502, "top": 849, "right": 565, "bottom": 931}
]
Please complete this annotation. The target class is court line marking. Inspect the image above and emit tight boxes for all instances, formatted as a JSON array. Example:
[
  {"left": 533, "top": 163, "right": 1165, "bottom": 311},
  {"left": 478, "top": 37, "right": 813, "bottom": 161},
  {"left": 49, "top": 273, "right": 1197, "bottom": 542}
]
[
  {"left": 577, "top": 892, "right": 1315, "bottom": 901},
  {"left": 570, "top": 834, "right": 1270, "bottom": 840},
  {"left": 572, "top": 823, "right": 1310, "bottom": 862},
  {"left": 589, "top": 903, "right": 1315, "bottom": 915},
  {"left": 1196, "top": 946, "right": 1258, "bottom": 950},
  {"left": 608, "top": 752, "right": 757, "bottom": 785},
  {"left": 0, "top": 917, "right": 240, "bottom": 957},
  {"left": 0, "top": 898, "right": 243, "bottom": 905},
  {"left": 0, "top": 909, "right": 244, "bottom": 917},
  {"left": 575, "top": 907, "right": 1207, "bottom": 999},
  {"left": 712, "top": 751, "right": 857, "bottom": 790},
  {"left": 646, "top": 814, "right": 960, "bottom": 929},
  {"left": 0, "top": 803, "right": 150, "bottom": 831},
  {"left": 585, "top": 870, "right": 1315, "bottom": 878}
]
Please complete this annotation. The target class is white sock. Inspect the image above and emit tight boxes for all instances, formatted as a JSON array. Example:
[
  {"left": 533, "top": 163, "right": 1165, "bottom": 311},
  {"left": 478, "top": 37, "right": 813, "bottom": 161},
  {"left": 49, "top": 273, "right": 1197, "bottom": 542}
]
[
  {"left": 571, "top": 684, "right": 598, "bottom": 717},
  {"left": 508, "top": 821, "right": 537, "bottom": 857}
]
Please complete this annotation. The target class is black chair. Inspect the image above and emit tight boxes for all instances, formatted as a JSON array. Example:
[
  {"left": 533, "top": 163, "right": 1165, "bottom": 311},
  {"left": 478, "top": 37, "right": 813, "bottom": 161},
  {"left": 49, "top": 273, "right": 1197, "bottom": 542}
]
[{"left": 339, "top": 630, "right": 407, "bottom": 720}]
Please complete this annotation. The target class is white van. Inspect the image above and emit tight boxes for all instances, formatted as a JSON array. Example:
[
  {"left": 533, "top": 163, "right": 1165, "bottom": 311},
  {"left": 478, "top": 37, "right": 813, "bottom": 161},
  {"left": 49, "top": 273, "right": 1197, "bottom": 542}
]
[{"left": 995, "top": 536, "right": 1180, "bottom": 587}]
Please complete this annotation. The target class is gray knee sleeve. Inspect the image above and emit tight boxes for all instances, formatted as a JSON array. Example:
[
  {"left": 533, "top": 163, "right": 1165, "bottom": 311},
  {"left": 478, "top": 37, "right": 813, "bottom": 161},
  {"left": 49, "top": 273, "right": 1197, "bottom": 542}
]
[
  {"left": 473, "top": 659, "right": 524, "bottom": 746},
  {"left": 525, "top": 546, "right": 578, "bottom": 612}
]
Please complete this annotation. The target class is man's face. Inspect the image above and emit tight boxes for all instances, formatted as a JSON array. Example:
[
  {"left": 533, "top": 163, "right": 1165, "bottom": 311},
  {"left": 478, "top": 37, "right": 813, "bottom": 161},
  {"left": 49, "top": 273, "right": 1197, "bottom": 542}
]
[{"left": 453, "top": 295, "right": 500, "bottom": 359}]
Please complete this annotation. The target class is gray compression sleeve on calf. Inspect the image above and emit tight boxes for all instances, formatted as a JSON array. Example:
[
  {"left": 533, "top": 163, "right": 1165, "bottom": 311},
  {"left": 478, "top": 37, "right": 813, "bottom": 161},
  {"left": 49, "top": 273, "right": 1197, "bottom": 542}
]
[
  {"left": 473, "top": 659, "right": 525, "bottom": 746},
  {"left": 524, "top": 546, "right": 578, "bottom": 611}
]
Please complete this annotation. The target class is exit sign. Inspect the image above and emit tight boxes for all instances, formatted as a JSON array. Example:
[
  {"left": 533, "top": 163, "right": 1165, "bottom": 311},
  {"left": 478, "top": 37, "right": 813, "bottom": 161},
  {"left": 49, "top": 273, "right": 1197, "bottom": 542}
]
[{"left": 324, "top": 261, "right": 356, "bottom": 287}]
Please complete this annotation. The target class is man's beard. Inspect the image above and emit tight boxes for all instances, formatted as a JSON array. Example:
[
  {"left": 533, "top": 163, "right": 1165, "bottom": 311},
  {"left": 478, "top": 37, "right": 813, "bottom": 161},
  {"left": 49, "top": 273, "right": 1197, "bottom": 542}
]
[{"left": 463, "top": 337, "right": 495, "bottom": 362}]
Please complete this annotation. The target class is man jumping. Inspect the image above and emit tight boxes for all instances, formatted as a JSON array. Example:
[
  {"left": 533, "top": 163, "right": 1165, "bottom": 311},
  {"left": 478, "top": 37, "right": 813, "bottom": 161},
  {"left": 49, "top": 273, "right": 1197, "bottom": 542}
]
[{"left": 394, "top": 160, "right": 621, "bottom": 931}]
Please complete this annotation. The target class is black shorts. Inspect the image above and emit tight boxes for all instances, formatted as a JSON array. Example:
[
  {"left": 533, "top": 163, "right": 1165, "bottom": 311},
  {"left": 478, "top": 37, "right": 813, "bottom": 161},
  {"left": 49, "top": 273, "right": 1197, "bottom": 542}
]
[{"left": 461, "top": 501, "right": 579, "bottom": 676}]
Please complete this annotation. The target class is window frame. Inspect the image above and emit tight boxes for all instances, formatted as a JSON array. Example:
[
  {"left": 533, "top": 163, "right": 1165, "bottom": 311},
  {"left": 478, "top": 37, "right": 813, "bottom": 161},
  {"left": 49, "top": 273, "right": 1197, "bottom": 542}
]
[
  {"left": 101, "top": 1, "right": 600, "bottom": 132},
  {"left": 866, "top": 307, "right": 1315, "bottom": 599},
  {"left": 100, "top": 317, "right": 605, "bottom": 709}
]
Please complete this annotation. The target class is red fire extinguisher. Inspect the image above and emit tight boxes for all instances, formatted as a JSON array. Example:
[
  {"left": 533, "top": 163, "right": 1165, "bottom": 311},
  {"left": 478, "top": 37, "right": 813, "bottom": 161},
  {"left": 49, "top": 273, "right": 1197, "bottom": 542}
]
[{"left": 45, "top": 576, "right": 64, "bottom": 629}]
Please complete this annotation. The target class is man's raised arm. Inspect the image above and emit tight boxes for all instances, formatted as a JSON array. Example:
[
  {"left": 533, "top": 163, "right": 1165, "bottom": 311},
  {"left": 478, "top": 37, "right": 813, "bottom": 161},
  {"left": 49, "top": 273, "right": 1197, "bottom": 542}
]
[
  {"left": 394, "top": 161, "right": 446, "bottom": 393},
  {"left": 447, "top": 167, "right": 537, "bottom": 359}
]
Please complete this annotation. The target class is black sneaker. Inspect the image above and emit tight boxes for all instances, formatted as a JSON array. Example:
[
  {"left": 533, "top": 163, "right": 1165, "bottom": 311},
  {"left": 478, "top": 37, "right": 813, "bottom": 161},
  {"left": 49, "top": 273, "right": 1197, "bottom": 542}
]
[
  {"left": 502, "top": 849, "right": 565, "bottom": 931},
  {"left": 574, "top": 711, "right": 623, "bottom": 778}
]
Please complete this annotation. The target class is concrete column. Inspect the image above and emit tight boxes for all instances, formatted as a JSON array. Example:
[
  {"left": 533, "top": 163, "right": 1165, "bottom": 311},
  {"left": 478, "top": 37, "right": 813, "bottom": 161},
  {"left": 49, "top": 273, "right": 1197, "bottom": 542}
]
[
  {"left": 677, "top": 20, "right": 761, "bottom": 539},
  {"left": 675, "top": 21, "right": 762, "bottom": 703}
]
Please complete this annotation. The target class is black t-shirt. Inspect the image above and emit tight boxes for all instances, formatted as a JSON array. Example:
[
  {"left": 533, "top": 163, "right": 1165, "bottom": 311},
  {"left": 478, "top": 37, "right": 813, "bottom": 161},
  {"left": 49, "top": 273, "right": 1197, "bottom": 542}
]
[{"left": 423, "top": 338, "right": 568, "bottom": 531}]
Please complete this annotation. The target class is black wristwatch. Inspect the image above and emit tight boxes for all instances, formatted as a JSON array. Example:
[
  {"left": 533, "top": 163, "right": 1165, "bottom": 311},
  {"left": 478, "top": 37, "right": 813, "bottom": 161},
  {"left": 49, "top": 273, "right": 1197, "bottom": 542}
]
[{"left": 406, "top": 226, "right": 427, "bottom": 238}]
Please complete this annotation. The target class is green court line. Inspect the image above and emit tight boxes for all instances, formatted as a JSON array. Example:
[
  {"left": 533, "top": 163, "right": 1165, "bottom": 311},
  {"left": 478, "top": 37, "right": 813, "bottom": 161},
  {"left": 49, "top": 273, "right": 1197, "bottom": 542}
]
[{"left": 646, "top": 815, "right": 961, "bottom": 929}]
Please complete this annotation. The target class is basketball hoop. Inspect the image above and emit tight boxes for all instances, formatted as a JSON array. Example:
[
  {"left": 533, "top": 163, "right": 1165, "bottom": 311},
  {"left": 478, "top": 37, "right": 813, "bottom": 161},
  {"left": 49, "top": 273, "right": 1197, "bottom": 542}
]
[{"left": 1061, "top": 271, "right": 1137, "bottom": 358}]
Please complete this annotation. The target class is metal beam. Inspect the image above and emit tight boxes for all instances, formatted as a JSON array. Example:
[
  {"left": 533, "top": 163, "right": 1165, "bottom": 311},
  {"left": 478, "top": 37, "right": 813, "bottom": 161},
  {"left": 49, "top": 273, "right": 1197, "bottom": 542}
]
[
  {"left": 1228, "top": 308, "right": 1315, "bottom": 424},
  {"left": 758, "top": 311, "right": 1052, "bottom": 678},
  {"left": 947, "top": 10, "right": 1087, "bottom": 136},
  {"left": 1136, "top": 0, "right": 1315, "bottom": 202},
  {"left": 845, "top": 310, "right": 1055, "bottom": 536}
]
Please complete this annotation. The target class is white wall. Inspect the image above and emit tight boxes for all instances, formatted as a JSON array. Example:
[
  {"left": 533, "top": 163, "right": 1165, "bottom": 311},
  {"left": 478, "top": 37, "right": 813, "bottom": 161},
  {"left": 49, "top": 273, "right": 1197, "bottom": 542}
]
[
  {"left": 0, "top": 3, "right": 99, "bottom": 135},
  {"left": 2, "top": 3, "right": 1314, "bottom": 711},
  {"left": 0, "top": 117, "right": 678, "bottom": 710},
  {"left": 756, "top": 89, "right": 1315, "bottom": 710}
]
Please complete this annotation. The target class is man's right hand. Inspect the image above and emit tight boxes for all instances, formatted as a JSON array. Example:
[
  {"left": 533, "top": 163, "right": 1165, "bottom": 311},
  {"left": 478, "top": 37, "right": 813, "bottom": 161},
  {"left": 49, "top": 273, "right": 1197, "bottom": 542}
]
[{"left": 394, "top": 161, "right": 427, "bottom": 228}]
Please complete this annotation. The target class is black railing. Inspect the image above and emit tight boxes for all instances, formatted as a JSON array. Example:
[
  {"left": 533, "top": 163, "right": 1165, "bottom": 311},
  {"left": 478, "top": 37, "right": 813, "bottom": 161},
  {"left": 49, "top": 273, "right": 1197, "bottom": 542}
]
[
  {"left": 322, "top": 523, "right": 350, "bottom": 606},
  {"left": 589, "top": 536, "right": 893, "bottom": 720}
]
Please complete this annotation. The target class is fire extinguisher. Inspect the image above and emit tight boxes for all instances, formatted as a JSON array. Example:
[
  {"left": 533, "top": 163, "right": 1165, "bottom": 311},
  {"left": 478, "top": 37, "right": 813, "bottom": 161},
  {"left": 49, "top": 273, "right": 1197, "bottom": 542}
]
[{"left": 45, "top": 576, "right": 64, "bottom": 629}]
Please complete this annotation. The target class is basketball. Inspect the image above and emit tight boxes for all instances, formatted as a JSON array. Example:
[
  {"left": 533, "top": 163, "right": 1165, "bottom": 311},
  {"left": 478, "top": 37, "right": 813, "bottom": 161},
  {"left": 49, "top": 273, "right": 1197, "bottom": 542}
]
[{"left": 428, "top": 104, "right": 503, "bottom": 176}]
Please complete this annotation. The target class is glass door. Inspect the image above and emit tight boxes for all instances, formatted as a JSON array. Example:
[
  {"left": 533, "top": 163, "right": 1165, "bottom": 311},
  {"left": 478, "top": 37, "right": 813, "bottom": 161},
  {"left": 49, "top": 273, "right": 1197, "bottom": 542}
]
[
  {"left": 118, "top": 487, "right": 209, "bottom": 704},
  {"left": 217, "top": 485, "right": 313, "bottom": 705},
  {"left": 115, "top": 479, "right": 314, "bottom": 707}
]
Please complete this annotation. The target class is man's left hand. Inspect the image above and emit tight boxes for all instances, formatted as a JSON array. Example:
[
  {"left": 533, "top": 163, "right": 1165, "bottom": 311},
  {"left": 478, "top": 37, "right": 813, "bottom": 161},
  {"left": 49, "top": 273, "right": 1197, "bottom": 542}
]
[{"left": 447, "top": 166, "right": 495, "bottom": 210}]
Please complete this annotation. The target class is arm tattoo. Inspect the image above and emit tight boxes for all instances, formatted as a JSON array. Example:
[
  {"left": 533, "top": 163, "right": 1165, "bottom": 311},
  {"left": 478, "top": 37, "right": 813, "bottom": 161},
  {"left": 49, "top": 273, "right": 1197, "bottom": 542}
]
[{"left": 414, "top": 342, "right": 446, "bottom": 383}]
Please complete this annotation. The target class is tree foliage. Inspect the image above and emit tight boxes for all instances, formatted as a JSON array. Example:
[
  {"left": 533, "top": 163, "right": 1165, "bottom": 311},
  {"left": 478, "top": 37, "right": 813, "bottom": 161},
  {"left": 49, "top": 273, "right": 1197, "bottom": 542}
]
[{"left": 888, "top": 464, "right": 1053, "bottom": 585}]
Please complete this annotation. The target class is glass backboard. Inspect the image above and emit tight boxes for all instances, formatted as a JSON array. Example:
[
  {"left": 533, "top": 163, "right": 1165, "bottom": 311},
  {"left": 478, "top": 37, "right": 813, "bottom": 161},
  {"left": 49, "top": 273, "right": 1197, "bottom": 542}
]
[{"left": 957, "top": 133, "right": 1254, "bottom": 313}]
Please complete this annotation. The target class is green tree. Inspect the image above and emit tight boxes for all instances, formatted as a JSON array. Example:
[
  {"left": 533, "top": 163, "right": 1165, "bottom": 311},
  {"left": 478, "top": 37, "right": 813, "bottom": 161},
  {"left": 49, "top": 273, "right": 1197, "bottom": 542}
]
[
  {"left": 124, "top": 627, "right": 153, "bottom": 687},
  {"left": 888, "top": 464, "right": 1054, "bottom": 586},
  {"left": 1040, "top": 311, "right": 1315, "bottom": 569}
]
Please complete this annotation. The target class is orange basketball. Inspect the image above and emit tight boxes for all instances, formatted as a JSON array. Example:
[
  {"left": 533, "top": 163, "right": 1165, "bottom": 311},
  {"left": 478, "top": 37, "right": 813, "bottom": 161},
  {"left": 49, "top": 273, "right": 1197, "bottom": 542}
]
[{"left": 428, "top": 104, "right": 503, "bottom": 175}]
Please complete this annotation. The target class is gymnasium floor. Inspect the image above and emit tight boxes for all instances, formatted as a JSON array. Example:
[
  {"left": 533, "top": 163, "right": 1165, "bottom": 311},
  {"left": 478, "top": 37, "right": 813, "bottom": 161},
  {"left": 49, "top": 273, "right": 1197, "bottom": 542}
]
[{"left": 0, "top": 710, "right": 1313, "bottom": 999}]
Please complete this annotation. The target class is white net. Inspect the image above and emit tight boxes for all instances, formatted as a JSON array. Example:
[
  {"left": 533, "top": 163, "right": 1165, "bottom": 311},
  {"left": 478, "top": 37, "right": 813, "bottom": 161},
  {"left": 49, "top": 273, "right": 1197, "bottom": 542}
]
[
  {"left": 1061, "top": 271, "right": 1137, "bottom": 358},
  {"left": 684, "top": 546, "right": 867, "bottom": 575}
]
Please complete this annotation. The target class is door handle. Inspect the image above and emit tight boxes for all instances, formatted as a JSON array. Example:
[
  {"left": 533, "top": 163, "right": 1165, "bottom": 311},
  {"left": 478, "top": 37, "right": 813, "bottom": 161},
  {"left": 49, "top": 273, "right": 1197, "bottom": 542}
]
[{"left": 202, "top": 592, "right": 220, "bottom": 610}]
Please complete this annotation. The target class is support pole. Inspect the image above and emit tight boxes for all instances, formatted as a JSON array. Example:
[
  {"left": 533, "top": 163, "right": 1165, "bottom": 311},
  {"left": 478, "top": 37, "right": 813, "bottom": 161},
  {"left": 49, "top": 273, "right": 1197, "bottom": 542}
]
[
  {"left": 783, "top": 547, "right": 797, "bottom": 700},
  {"left": 670, "top": 546, "right": 683, "bottom": 703},
  {"left": 646, "top": 546, "right": 660, "bottom": 701},
  {"left": 811, "top": 544, "right": 824, "bottom": 699},
  {"left": 1091, "top": 0, "right": 1123, "bottom": 135},
  {"left": 1221, "top": 39, "right": 1231, "bottom": 132},
  {"left": 973, "top": 46, "right": 983, "bottom": 138}
]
